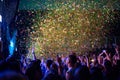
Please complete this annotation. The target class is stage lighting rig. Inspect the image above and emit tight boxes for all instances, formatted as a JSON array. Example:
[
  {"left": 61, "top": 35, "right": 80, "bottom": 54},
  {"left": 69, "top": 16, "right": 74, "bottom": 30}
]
[{"left": 0, "top": 0, "right": 19, "bottom": 58}]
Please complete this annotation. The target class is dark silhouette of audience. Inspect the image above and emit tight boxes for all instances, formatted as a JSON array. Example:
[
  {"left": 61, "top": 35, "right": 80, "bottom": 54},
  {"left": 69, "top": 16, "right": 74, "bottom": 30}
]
[{"left": 0, "top": 44, "right": 120, "bottom": 80}]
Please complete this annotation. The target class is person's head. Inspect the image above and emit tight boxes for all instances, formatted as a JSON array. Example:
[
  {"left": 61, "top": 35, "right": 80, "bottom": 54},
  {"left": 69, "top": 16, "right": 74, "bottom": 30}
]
[
  {"left": 0, "top": 60, "right": 8, "bottom": 72},
  {"left": 104, "top": 60, "right": 112, "bottom": 71},
  {"left": 25, "top": 59, "right": 42, "bottom": 80},
  {"left": 32, "top": 59, "right": 41, "bottom": 66},
  {"left": 66, "top": 54, "right": 77, "bottom": 68},
  {"left": 56, "top": 55, "right": 62, "bottom": 64},
  {"left": 0, "top": 56, "right": 21, "bottom": 72},
  {"left": 43, "top": 73, "right": 58, "bottom": 80},
  {"left": 90, "top": 67, "right": 103, "bottom": 80},
  {"left": 98, "top": 56, "right": 104, "bottom": 65},
  {"left": 46, "top": 59, "right": 53, "bottom": 69},
  {"left": 50, "top": 62, "right": 58, "bottom": 74},
  {"left": 0, "top": 71, "right": 27, "bottom": 80},
  {"left": 75, "top": 65, "right": 90, "bottom": 80}
]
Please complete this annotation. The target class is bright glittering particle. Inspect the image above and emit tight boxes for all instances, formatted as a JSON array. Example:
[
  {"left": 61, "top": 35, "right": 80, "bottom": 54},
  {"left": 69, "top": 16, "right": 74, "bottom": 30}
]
[{"left": 17, "top": 0, "right": 115, "bottom": 57}]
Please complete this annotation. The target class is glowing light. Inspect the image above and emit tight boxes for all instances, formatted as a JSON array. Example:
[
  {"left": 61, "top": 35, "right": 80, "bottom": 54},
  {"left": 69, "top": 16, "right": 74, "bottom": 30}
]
[
  {"left": 0, "top": 15, "right": 2, "bottom": 22},
  {"left": 10, "top": 41, "right": 14, "bottom": 47},
  {"left": 9, "top": 40, "right": 15, "bottom": 56},
  {"left": 9, "top": 30, "right": 17, "bottom": 56}
]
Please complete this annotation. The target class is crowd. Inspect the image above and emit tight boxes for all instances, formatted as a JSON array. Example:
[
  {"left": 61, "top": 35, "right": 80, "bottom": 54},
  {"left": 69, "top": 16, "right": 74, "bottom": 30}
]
[{"left": 0, "top": 45, "right": 120, "bottom": 80}]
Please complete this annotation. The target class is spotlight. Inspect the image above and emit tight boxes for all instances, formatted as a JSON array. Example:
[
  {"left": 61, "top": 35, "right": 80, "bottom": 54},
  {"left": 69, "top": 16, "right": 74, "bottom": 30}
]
[
  {"left": 0, "top": 15, "right": 2, "bottom": 22},
  {"left": 10, "top": 41, "right": 14, "bottom": 47},
  {"left": 9, "top": 40, "right": 15, "bottom": 56}
]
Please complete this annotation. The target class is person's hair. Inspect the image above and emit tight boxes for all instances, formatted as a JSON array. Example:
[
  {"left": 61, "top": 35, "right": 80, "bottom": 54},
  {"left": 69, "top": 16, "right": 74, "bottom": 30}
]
[
  {"left": 90, "top": 67, "right": 103, "bottom": 80},
  {"left": 75, "top": 65, "right": 90, "bottom": 80},
  {"left": 68, "top": 54, "right": 77, "bottom": 65},
  {"left": 43, "top": 73, "right": 58, "bottom": 80},
  {"left": 25, "top": 59, "right": 42, "bottom": 80},
  {"left": 104, "top": 60, "right": 112, "bottom": 70},
  {"left": 46, "top": 59, "right": 53, "bottom": 69},
  {"left": 0, "top": 71, "right": 27, "bottom": 80},
  {"left": 50, "top": 62, "right": 58, "bottom": 74}
]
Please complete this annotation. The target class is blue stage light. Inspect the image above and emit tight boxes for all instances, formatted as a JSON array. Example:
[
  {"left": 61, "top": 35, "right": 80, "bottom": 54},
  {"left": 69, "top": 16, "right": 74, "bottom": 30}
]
[
  {"left": 9, "top": 40, "right": 15, "bottom": 56},
  {"left": 10, "top": 41, "right": 14, "bottom": 48},
  {"left": 9, "top": 30, "right": 17, "bottom": 56}
]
